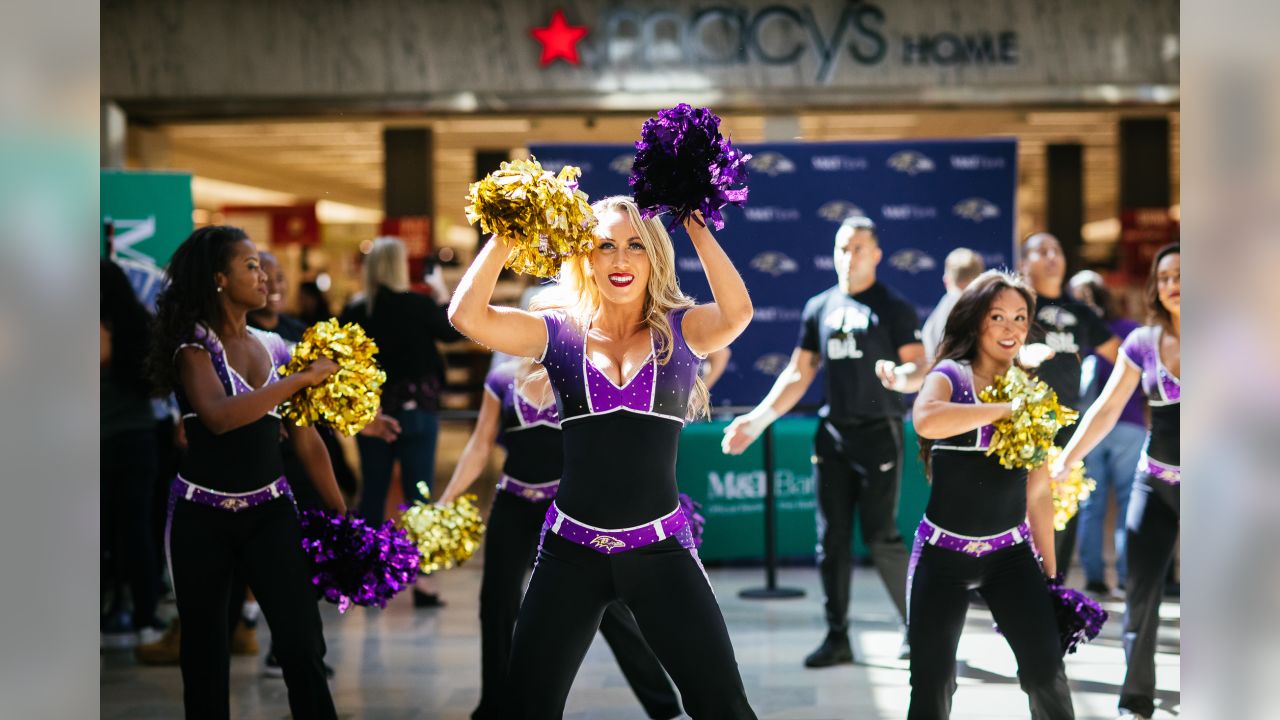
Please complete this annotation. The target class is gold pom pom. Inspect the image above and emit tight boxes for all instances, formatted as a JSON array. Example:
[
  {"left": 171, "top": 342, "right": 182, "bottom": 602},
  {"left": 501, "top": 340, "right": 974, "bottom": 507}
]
[
  {"left": 1048, "top": 447, "right": 1096, "bottom": 531},
  {"left": 395, "top": 483, "right": 487, "bottom": 575},
  {"left": 277, "top": 319, "right": 387, "bottom": 436},
  {"left": 464, "top": 156, "right": 597, "bottom": 278},
  {"left": 978, "top": 366, "right": 1080, "bottom": 470}
]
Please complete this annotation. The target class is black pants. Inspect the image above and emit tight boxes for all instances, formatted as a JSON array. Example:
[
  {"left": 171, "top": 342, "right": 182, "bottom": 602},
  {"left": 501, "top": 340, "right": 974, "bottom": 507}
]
[
  {"left": 506, "top": 532, "right": 756, "bottom": 719},
  {"left": 475, "top": 492, "right": 681, "bottom": 720},
  {"left": 907, "top": 540, "right": 1074, "bottom": 720},
  {"left": 1120, "top": 474, "right": 1179, "bottom": 717},
  {"left": 168, "top": 494, "right": 335, "bottom": 720},
  {"left": 1052, "top": 426, "right": 1079, "bottom": 579},
  {"left": 102, "top": 427, "right": 161, "bottom": 628},
  {"left": 814, "top": 418, "right": 911, "bottom": 630}
]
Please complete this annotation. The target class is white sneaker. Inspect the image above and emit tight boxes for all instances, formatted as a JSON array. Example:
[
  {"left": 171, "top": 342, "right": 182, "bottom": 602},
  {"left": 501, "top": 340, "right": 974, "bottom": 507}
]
[
  {"left": 137, "top": 626, "right": 167, "bottom": 645},
  {"left": 1117, "top": 713, "right": 1150, "bottom": 720}
]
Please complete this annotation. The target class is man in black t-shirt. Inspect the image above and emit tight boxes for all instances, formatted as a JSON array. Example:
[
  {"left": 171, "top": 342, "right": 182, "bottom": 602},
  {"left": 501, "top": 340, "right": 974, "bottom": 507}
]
[
  {"left": 1019, "top": 232, "right": 1119, "bottom": 579},
  {"left": 724, "top": 217, "right": 925, "bottom": 667}
]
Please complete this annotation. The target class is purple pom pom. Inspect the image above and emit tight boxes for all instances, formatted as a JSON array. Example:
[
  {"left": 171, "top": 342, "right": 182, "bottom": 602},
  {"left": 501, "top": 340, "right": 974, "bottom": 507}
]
[
  {"left": 298, "top": 509, "right": 421, "bottom": 613},
  {"left": 628, "top": 104, "right": 750, "bottom": 232},
  {"left": 678, "top": 492, "right": 706, "bottom": 548},
  {"left": 993, "top": 575, "right": 1108, "bottom": 655},
  {"left": 1048, "top": 578, "right": 1108, "bottom": 655}
]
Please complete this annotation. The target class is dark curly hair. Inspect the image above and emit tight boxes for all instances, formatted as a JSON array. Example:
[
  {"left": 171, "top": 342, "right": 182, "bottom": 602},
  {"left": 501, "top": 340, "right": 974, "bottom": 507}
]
[
  {"left": 148, "top": 226, "right": 249, "bottom": 394},
  {"left": 920, "top": 270, "right": 1037, "bottom": 478},
  {"left": 101, "top": 258, "right": 153, "bottom": 395}
]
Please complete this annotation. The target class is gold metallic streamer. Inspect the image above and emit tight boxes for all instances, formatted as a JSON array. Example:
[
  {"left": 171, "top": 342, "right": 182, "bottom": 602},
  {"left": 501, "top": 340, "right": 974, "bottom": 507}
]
[
  {"left": 395, "top": 483, "right": 487, "bottom": 575},
  {"left": 277, "top": 319, "right": 386, "bottom": 436},
  {"left": 464, "top": 157, "right": 597, "bottom": 278},
  {"left": 1047, "top": 447, "right": 1096, "bottom": 531},
  {"left": 978, "top": 366, "right": 1080, "bottom": 470}
]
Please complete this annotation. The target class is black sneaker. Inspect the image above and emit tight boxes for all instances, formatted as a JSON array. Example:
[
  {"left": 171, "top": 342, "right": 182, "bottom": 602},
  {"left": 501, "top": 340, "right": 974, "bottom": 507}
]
[
  {"left": 263, "top": 652, "right": 334, "bottom": 679},
  {"left": 413, "top": 589, "right": 445, "bottom": 608},
  {"left": 804, "top": 631, "right": 854, "bottom": 668},
  {"left": 1085, "top": 580, "right": 1111, "bottom": 596}
]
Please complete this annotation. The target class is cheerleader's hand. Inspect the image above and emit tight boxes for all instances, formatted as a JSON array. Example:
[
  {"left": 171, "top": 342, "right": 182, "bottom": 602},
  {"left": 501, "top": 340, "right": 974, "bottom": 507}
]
[
  {"left": 1018, "top": 343, "right": 1055, "bottom": 368},
  {"left": 682, "top": 210, "right": 708, "bottom": 235},
  {"left": 358, "top": 412, "right": 401, "bottom": 442},
  {"left": 1048, "top": 453, "right": 1070, "bottom": 482},
  {"left": 302, "top": 357, "right": 340, "bottom": 386}
]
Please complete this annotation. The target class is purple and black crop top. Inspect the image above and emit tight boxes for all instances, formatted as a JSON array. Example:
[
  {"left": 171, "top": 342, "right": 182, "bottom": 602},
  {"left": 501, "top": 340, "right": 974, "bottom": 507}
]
[
  {"left": 535, "top": 307, "right": 704, "bottom": 527},
  {"left": 922, "top": 359, "right": 1028, "bottom": 536},
  {"left": 483, "top": 361, "right": 563, "bottom": 491},
  {"left": 1119, "top": 325, "right": 1181, "bottom": 483},
  {"left": 174, "top": 324, "right": 292, "bottom": 493}
]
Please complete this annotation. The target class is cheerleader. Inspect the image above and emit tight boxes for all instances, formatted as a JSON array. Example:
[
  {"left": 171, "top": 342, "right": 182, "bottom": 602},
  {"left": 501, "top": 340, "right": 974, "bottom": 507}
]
[
  {"left": 148, "top": 226, "right": 344, "bottom": 719},
  {"left": 448, "top": 197, "right": 757, "bottom": 718},
  {"left": 909, "top": 270, "right": 1074, "bottom": 719},
  {"left": 436, "top": 354, "right": 681, "bottom": 719},
  {"left": 1055, "top": 245, "right": 1180, "bottom": 720}
]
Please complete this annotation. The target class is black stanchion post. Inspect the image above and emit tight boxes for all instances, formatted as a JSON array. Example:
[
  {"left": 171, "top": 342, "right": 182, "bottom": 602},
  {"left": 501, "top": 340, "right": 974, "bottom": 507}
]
[{"left": 739, "top": 423, "right": 805, "bottom": 600}]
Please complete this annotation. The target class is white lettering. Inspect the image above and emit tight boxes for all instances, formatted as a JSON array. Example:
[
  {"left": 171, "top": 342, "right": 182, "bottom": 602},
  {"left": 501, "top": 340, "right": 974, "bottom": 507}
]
[{"left": 827, "top": 336, "right": 863, "bottom": 360}]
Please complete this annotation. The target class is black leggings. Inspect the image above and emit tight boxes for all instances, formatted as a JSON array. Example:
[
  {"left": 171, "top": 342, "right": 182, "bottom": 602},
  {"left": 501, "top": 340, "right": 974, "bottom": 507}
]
[
  {"left": 102, "top": 427, "right": 161, "bottom": 628},
  {"left": 506, "top": 532, "right": 756, "bottom": 719},
  {"left": 475, "top": 491, "right": 680, "bottom": 720},
  {"left": 907, "top": 540, "right": 1073, "bottom": 720},
  {"left": 168, "top": 495, "right": 335, "bottom": 720},
  {"left": 1120, "top": 475, "right": 1179, "bottom": 717},
  {"left": 814, "top": 419, "right": 911, "bottom": 629}
]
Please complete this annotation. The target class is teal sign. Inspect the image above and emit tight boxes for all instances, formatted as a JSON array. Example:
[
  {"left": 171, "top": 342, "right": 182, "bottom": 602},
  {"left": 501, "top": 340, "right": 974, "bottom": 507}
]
[
  {"left": 101, "top": 170, "right": 193, "bottom": 267},
  {"left": 676, "top": 418, "right": 930, "bottom": 562}
]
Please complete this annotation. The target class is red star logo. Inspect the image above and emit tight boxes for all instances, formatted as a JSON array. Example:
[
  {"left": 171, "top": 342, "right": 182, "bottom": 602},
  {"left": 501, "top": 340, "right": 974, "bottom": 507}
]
[{"left": 530, "top": 9, "right": 588, "bottom": 66}]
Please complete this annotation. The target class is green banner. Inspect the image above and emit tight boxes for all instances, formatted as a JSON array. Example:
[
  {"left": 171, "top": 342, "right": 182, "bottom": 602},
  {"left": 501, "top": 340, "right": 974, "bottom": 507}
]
[
  {"left": 676, "top": 418, "right": 931, "bottom": 562},
  {"left": 101, "top": 170, "right": 193, "bottom": 267}
]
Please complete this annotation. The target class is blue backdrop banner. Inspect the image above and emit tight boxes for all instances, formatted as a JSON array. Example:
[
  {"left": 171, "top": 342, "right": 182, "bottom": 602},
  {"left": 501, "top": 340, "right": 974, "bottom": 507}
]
[{"left": 528, "top": 138, "right": 1017, "bottom": 409}]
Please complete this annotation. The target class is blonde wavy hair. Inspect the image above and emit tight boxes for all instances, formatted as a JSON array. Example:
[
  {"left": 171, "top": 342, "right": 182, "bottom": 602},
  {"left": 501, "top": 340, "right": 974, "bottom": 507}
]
[
  {"left": 528, "top": 196, "right": 709, "bottom": 418},
  {"left": 361, "top": 236, "right": 410, "bottom": 314}
]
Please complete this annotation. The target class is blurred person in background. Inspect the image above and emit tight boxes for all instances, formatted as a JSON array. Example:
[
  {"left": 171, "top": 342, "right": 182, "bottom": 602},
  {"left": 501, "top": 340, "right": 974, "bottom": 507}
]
[
  {"left": 436, "top": 352, "right": 682, "bottom": 720},
  {"left": 1055, "top": 245, "right": 1180, "bottom": 720},
  {"left": 922, "top": 248, "right": 985, "bottom": 364},
  {"left": 1067, "top": 270, "right": 1146, "bottom": 599},
  {"left": 296, "top": 280, "right": 333, "bottom": 326},
  {"left": 247, "top": 251, "right": 307, "bottom": 342},
  {"left": 148, "top": 225, "right": 345, "bottom": 719},
  {"left": 101, "top": 258, "right": 165, "bottom": 645},
  {"left": 339, "top": 236, "right": 460, "bottom": 607},
  {"left": 1019, "top": 232, "right": 1119, "bottom": 580},
  {"left": 724, "top": 216, "right": 924, "bottom": 667}
]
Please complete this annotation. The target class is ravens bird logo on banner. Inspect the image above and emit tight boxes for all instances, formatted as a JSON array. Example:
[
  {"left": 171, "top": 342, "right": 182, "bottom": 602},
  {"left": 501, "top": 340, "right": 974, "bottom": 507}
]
[
  {"left": 887, "top": 150, "right": 935, "bottom": 175},
  {"left": 953, "top": 197, "right": 1001, "bottom": 222},
  {"left": 748, "top": 151, "right": 797, "bottom": 177}
]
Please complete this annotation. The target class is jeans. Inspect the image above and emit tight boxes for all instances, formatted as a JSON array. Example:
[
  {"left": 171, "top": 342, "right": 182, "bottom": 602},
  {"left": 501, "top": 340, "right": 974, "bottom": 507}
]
[
  {"left": 355, "top": 407, "right": 439, "bottom": 525},
  {"left": 1078, "top": 422, "right": 1146, "bottom": 586}
]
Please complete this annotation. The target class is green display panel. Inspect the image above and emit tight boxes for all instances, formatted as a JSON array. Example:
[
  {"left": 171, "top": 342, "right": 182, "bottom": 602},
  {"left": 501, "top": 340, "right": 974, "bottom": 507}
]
[{"left": 676, "top": 418, "right": 930, "bottom": 562}]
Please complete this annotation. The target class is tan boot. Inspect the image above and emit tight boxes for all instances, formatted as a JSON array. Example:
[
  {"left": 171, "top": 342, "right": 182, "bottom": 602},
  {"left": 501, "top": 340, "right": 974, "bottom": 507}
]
[
  {"left": 134, "top": 618, "right": 181, "bottom": 665},
  {"left": 230, "top": 619, "right": 259, "bottom": 656}
]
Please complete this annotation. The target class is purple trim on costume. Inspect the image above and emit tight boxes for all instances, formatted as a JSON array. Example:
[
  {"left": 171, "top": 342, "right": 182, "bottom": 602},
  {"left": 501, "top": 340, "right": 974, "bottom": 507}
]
[
  {"left": 542, "top": 502, "right": 693, "bottom": 554},
  {"left": 497, "top": 475, "right": 560, "bottom": 503},
  {"left": 585, "top": 353, "right": 657, "bottom": 414},
  {"left": 1139, "top": 454, "right": 1181, "bottom": 485},
  {"left": 1121, "top": 326, "right": 1180, "bottom": 404},
  {"left": 930, "top": 359, "right": 994, "bottom": 451},
  {"left": 915, "top": 517, "right": 1030, "bottom": 558},
  {"left": 171, "top": 475, "right": 294, "bottom": 512},
  {"left": 540, "top": 308, "right": 701, "bottom": 425},
  {"left": 906, "top": 529, "right": 925, "bottom": 625},
  {"left": 514, "top": 391, "right": 560, "bottom": 427},
  {"left": 190, "top": 324, "right": 285, "bottom": 399}
]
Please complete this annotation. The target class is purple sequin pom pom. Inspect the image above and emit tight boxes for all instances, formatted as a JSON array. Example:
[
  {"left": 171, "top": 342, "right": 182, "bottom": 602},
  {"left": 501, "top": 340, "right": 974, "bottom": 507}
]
[
  {"left": 298, "top": 509, "right": 421, "bottom": 613},
  {"left": 994, "top": 575, "right": 1108, "bottom": 655},
  {"left": 678, "top": 492, "right": 706, "bottom": 548},
  {"left": 628, "top": 104, "right": 750, "bottom": 232},
  {"left": 1049, "top": 578, "right": 1108, "bottom": 655}
]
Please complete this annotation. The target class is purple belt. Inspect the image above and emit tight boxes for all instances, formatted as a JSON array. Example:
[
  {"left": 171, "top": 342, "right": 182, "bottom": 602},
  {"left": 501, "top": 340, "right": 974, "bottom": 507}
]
[
  {"left": 169, "top": 475, "right": 293, "bottom": 513},
  {"left": 543, "top": 502, "right": 692, "bottom": 554},
  {"left": 916, "top": 517, "right": 1029, "bottom": 558},
  {"left": 497, "top": 475, "right": 560, "bottom": 503},
  {"left": 1139, "top": 454, "right": 1181, "bottom": 485}
]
